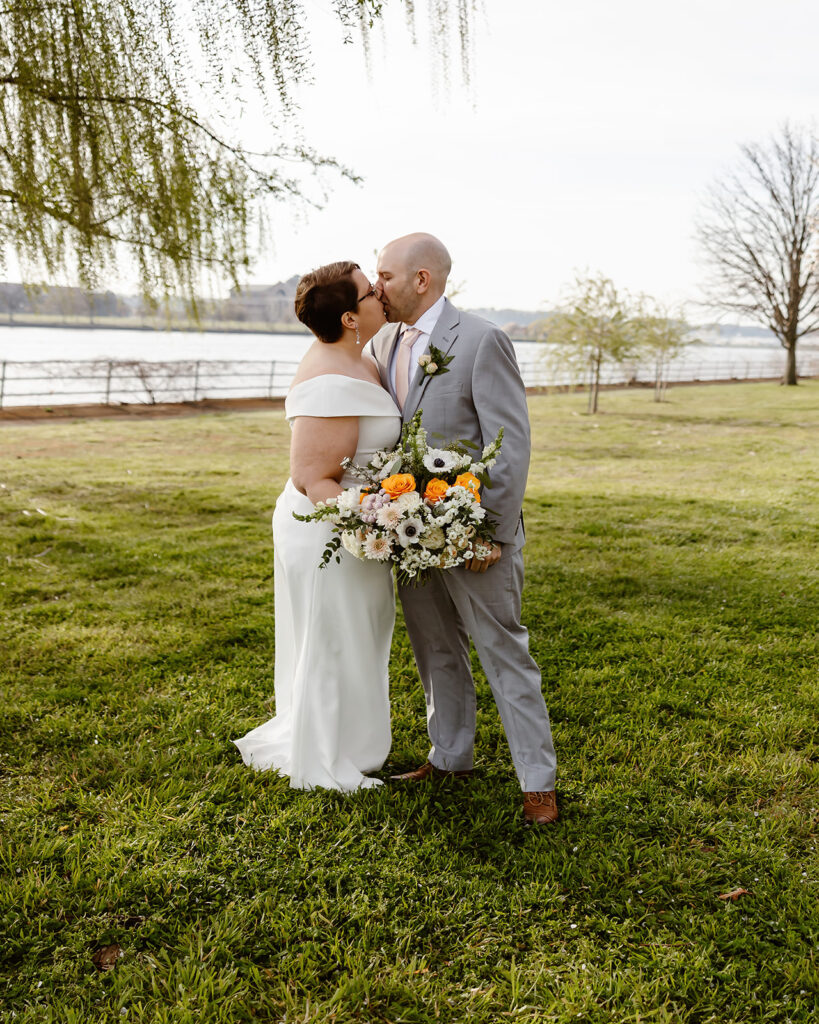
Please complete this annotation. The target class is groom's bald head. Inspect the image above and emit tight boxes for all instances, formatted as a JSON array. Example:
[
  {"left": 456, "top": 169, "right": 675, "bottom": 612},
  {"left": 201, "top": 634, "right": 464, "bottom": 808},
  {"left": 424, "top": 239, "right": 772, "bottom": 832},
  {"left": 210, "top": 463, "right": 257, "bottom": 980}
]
[
  {"left": 376, "top": 233, "right": 452, "bottom": 324},
  {"left": 386, "top": 233, "right": 452, "bottom": 284}
]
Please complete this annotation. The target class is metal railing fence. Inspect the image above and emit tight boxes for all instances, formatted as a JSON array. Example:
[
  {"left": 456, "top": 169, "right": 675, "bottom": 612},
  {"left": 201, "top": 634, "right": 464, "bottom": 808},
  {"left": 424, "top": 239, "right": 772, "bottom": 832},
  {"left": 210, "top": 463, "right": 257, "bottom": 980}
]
[
  {"left": 0, "top": 359, "right": 300, "bottom": 408},
  {"left": 1, "top": 352, "right": 817, "bottom": 409}
]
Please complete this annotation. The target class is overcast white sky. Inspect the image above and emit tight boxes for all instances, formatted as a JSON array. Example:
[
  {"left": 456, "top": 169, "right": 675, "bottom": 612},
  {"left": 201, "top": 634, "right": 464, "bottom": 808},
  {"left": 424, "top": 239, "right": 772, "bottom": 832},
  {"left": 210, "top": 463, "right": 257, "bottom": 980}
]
[{"left": 246, "top": 0, "right": 819, "bottom": 315}]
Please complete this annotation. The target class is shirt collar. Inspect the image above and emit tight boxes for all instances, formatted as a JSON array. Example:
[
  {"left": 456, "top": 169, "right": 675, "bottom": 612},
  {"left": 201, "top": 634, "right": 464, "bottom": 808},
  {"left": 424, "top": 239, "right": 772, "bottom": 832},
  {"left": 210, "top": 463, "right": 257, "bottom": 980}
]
[{"left": 408, "top": 294, "right": 446, "bottom": 337}]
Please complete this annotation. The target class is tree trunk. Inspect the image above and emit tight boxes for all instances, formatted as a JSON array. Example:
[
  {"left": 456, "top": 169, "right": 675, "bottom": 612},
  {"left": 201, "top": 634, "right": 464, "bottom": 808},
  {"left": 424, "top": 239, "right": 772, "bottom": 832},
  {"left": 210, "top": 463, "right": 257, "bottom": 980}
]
[
  {"left": 783, "top": 341, "right": 798, "bottom": 385},
  {"left": 588, "top": 352, "right": 601, "bottom": 414}
]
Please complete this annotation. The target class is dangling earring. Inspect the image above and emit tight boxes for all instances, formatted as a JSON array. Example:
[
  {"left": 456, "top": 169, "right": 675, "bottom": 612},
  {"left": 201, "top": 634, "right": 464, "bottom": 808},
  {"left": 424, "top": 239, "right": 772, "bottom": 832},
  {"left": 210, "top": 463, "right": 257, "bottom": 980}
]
[{"left": 355, "top": 323, "right": 361, "bottom": 346}]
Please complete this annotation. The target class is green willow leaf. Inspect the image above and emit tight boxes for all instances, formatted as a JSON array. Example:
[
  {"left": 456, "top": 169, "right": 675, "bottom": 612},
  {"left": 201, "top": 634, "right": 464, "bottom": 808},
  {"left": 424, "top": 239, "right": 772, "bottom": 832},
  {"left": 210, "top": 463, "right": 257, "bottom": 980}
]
[{"left": 0, "top": 1, "right": 476, "bottom": 310}]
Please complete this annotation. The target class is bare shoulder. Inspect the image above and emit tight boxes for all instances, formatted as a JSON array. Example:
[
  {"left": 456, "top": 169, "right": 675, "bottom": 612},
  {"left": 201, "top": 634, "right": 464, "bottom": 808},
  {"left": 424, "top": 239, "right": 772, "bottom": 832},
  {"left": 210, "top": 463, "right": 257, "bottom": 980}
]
[
  {"left": 289, "top": 342, "right": 331, "bottom": 389},
  {"left": 289, "top": 343, "right": 384, "bottom": 391}
]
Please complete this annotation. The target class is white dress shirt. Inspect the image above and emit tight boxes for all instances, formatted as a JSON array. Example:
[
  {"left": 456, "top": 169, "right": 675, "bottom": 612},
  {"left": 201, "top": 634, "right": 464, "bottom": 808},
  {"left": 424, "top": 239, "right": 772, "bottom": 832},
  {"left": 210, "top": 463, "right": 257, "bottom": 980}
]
[{"left": 389, "top": 294, "right": 447, "bottom": 396}]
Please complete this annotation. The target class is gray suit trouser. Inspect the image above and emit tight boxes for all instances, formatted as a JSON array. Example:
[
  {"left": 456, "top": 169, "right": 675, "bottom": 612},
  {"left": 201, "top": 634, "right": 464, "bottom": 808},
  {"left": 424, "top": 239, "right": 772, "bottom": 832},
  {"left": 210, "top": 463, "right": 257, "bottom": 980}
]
[{"left": 399, "top": 547, "right": 557, "bottom": 792}]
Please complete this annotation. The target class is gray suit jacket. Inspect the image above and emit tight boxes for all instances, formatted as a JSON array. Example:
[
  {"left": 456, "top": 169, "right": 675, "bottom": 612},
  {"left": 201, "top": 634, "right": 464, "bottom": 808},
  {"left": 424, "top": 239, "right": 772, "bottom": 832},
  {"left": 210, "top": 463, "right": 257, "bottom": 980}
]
[{"left": 369, "top": 299, "right": 530, "bottom": 550}]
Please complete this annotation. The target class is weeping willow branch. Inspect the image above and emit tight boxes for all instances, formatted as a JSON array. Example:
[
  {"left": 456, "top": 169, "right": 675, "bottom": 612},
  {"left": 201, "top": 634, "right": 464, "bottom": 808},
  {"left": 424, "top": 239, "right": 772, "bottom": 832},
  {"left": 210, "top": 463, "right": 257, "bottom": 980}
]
[{"left": 0, "top": 0, "right": 476, "bottom": 308}]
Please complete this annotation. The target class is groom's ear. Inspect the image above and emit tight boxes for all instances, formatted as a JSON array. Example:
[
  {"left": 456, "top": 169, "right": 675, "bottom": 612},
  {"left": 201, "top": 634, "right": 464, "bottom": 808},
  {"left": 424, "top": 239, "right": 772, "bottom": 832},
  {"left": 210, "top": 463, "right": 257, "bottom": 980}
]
[{"left": 416, "top": 269, "right": 431, "bottom": 294}]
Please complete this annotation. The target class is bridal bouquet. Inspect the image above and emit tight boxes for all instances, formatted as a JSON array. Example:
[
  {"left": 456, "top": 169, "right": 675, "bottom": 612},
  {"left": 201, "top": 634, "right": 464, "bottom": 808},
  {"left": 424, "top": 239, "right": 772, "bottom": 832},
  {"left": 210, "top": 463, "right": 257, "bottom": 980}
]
[{"left": 294, "top": 412, "right": 503, "bottom": 584}]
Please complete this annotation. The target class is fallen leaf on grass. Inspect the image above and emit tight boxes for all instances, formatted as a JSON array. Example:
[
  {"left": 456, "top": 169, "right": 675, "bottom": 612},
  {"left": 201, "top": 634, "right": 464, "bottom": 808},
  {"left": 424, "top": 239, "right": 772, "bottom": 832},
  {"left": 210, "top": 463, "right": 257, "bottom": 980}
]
[
  {"left": 91, "top": 944, "right": 123, "bottom": 971},
  {"left": 719, "top": 888, "right": 750, "bottom": 901}
]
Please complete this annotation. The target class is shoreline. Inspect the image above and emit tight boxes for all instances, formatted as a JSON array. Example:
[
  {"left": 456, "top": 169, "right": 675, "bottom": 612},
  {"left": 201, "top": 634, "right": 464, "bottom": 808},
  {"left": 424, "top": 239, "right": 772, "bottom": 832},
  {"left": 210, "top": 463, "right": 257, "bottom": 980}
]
[
  {"left": 0, "top": 316, "right": 309, "bottom": 336},
  {"left": 3, "top": 375, "right": 809, "bottom": 425}
]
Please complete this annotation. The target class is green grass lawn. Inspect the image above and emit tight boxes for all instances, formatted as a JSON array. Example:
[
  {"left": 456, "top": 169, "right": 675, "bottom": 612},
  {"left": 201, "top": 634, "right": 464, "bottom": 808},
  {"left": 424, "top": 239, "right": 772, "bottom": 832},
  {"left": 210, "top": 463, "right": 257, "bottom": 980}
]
[{"left": 1, "top": 382, "right": 818, "bottom": 1023}]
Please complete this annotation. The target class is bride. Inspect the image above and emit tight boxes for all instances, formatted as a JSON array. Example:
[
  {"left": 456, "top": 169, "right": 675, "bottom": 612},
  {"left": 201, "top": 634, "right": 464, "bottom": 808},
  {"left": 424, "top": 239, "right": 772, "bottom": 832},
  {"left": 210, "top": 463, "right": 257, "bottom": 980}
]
[{"left": 233, "top": 261, "right": 401, "bottom": 790}]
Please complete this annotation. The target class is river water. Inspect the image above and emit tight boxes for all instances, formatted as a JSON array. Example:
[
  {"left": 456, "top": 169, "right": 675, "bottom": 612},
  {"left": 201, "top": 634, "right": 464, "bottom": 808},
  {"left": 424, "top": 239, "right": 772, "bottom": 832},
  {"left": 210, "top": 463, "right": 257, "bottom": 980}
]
[{"left": 0, "top": 325, "right": 816, "bottom": 407}]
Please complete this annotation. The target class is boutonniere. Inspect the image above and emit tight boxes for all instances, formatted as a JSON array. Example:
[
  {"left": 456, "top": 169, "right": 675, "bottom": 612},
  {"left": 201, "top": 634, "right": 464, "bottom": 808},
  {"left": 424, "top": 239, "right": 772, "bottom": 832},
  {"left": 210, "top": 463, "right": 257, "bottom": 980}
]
[{"left": 418, "top": 344, "right": 454, "bottom": 377}]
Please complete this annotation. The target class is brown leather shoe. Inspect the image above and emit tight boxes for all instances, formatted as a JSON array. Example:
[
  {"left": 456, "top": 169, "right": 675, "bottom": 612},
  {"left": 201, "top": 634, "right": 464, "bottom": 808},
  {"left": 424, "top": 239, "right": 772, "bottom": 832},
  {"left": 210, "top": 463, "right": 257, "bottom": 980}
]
[
  {"left": 523, "top": 790, "right": 558, "bottom": 825},
  {"left": 389, "top": 761, "right": 474, "bottom": 782}
]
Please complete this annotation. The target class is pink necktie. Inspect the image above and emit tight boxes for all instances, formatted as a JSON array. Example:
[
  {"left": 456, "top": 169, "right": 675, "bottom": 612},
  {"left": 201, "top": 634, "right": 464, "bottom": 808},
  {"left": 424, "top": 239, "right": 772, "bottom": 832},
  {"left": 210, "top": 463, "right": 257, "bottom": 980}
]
[{"left": 395, "top": 327, "right": 422, "bottom": 410}]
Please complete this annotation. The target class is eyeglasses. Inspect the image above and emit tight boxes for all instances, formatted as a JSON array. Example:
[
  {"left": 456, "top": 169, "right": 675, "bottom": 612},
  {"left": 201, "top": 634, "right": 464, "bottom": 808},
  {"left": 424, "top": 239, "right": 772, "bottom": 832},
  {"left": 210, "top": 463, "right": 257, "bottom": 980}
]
[{"left": 356, "top": 286, "right": 377, "bottom": 305}]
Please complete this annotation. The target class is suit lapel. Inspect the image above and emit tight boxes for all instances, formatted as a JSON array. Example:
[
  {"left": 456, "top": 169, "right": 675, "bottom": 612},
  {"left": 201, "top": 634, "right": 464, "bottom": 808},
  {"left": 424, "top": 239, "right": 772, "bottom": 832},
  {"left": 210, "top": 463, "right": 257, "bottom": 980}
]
[
  {"left": 373, "top": 323, "right": 402, "bottom": 399},
  {"left": 402, "top": 299, "right": 460, "bottom": 421}
]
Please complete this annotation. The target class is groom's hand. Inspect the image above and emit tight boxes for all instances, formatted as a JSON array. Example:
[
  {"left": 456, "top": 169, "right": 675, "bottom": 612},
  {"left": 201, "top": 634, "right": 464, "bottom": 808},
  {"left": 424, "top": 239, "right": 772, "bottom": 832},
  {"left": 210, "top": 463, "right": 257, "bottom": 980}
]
[{"left": 464, "top": 542, "right": 502, "bottom": 573}]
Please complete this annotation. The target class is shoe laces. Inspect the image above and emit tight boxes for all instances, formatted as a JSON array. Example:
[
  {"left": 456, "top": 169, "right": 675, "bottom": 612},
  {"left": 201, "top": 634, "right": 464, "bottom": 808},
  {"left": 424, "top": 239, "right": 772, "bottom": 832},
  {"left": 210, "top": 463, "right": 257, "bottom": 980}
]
[{"left": 524, "top": 791, "right": 555, "bottom": 806}]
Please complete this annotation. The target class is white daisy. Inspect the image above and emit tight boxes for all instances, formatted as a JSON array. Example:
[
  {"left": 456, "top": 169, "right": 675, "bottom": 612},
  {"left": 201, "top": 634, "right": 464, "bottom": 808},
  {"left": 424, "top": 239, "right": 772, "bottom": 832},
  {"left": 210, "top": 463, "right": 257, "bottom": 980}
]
[{"left": 446, "top": 524, "right": 471, "bottom": 550}]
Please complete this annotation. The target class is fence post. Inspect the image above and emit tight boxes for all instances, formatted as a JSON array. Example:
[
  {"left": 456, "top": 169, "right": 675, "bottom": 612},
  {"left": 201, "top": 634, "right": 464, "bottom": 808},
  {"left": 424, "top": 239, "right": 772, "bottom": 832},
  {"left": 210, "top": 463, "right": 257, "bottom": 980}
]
[
  {"left": 0, "top": 361, "right": 5, "bottom": 409},
  {"left": 268, "top": 360, "right": 276, "bottom": 398},
  {"left": 104, "top": 361, "right": 113, "bottom": 405},
  {"left": 193, "top": 361, "right": 200, "bottom": 402}
]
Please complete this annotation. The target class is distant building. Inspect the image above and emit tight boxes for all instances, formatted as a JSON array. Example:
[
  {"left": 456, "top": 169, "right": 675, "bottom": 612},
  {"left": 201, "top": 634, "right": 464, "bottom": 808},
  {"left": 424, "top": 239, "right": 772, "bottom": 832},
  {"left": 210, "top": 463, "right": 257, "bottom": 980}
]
[{"left": 227, "top": 276, "right": 300, "bottom": 324}]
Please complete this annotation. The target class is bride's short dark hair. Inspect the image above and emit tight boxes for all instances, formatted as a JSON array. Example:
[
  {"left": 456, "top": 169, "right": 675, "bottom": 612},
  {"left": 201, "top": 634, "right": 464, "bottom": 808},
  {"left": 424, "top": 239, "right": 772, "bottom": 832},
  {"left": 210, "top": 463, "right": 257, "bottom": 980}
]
[{"left": 294, "top": 261, "right": 360, "bottom": 344}]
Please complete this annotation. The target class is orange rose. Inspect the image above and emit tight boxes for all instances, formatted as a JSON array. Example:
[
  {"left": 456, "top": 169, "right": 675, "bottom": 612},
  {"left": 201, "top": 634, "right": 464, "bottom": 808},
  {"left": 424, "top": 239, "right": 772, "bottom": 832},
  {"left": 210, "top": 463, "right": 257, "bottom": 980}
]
[
  {"left": 358, "top": 489, "right": 371, "bottom": 503},
  {"left": 454, "top": 472, "right": 481, "bottom": 501},
  {"left": 423, "top": 478, "right": 449, "bottom": 504},
  {"left": 381, "top": 473, "right": 416, "bottom": 499}
]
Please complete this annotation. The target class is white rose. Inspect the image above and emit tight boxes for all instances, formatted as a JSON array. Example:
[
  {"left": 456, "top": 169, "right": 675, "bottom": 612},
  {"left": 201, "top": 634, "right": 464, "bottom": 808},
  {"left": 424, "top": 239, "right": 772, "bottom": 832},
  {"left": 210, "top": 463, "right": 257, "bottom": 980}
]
[
  {"left": 420, "top": 526, "right": 446, "bottom": 550},
  {"left": 337, "top": 488, "right": 360, "bottom": 512},
  {"left": 393, "top": 491, "right": 422, "bottom": 513},
  {"left": 340, "top": 531, "right": 364, "bottom": 558}
]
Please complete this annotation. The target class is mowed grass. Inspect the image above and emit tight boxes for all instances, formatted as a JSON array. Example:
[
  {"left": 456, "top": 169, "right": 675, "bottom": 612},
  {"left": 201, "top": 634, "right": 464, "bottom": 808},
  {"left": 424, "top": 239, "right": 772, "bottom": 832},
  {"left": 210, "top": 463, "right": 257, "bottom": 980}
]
[{"left": 1, "top": 382, "right": 818, "bottom": 1023}]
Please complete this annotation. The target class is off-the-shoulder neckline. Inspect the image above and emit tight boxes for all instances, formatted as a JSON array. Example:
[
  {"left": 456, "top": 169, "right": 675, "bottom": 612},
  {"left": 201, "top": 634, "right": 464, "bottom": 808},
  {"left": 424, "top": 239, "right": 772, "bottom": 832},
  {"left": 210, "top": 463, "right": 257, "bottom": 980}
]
[{"left": 287, "top": 373, "right": 386, "bottom": 394}]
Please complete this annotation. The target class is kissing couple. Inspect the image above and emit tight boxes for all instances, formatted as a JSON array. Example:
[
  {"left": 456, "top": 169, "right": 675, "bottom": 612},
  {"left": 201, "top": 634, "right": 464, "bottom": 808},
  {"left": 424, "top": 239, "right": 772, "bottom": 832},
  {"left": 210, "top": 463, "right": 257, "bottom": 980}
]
[{"left": 234, "top": 233, "right": 558, "bottom": 826}]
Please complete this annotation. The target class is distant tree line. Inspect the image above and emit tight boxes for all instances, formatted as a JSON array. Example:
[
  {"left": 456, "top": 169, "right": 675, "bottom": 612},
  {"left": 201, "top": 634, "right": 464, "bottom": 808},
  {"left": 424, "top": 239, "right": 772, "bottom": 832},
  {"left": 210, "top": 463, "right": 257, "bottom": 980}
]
[{"left": 0, "top": 278, "right": 304, "bottom": 326}]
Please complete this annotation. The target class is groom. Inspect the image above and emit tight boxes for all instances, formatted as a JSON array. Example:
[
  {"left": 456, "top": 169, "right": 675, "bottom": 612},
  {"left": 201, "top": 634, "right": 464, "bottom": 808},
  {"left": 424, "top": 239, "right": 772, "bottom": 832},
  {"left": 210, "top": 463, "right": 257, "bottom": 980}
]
[{"left": 368, "top": 233, "right": 558, "bottom": 826}]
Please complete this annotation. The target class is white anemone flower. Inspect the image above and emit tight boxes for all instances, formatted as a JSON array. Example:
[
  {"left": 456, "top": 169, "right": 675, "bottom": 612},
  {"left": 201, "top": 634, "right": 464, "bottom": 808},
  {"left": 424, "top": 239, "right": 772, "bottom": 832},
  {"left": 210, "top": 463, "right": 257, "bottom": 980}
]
[
  {"left": 422, "top": 448, "right": 461, "bottom": 474},
  {"left": 396, "top": 517, "right": 424, "bottom": 547}
]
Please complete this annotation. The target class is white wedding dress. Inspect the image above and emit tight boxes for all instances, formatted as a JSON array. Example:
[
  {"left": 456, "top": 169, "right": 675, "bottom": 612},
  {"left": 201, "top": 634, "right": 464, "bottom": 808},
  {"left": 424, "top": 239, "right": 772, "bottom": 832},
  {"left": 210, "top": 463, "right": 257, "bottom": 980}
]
[{"left": 234, "top": 375, "right": 401, "bottom": 791}]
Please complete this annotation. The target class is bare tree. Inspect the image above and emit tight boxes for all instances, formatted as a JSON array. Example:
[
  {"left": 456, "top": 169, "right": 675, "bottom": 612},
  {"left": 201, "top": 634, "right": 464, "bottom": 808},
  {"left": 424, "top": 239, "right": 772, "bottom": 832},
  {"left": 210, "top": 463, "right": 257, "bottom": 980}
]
[
  {"left": 631, "top": 297, "right": 694, "bottom": 402},
  {"left": 697, "top": 124, "right": 819, "bottom": 386}
]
